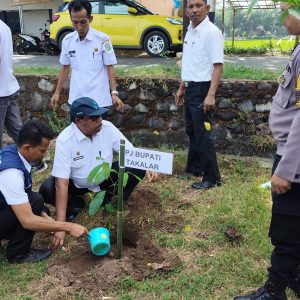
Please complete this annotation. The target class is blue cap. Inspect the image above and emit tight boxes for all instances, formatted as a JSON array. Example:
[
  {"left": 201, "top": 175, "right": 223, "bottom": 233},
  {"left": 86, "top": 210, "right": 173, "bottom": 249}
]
[{"left": 70, "top": 97, "right": 108, "bottom": 121}]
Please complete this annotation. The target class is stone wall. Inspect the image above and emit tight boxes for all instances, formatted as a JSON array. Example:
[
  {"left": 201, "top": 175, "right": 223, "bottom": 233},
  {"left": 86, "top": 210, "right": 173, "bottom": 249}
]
[{"left": 16, "top": 75, "right": 278, "bottom": 156}]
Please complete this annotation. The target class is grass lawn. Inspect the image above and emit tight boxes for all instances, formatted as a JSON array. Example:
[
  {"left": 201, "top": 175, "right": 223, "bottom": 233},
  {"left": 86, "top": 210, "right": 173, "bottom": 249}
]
[
  {"left": 225, "top": 39, "right": 295, "bottom": 52},
  {"left": 14, "top": 63, "right": 281, "bottom": 81},
  {"left": 0, "top": 151, "right": 297, "bottom": 300}
]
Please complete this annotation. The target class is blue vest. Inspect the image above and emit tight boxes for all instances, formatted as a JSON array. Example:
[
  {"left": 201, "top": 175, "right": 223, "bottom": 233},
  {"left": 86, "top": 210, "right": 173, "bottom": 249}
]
[{"left": 0, "top": 145, "right": 32, "bottom": 205}]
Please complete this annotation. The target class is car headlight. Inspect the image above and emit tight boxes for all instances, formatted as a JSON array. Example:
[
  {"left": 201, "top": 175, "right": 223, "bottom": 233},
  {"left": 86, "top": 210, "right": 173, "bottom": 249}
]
[{"left": 166, "top": 18, "right": 183, "bottom": 25}]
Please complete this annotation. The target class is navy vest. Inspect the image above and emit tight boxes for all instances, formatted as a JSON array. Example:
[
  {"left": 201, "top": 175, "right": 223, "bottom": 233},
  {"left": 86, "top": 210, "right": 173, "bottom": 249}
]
[{"left": 0, "top": 145, "right": 32, "bottom": 205}]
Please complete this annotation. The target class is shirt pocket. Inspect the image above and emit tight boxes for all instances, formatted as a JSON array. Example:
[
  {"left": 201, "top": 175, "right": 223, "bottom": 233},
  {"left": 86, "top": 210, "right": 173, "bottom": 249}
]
[{"left": 273, "top": 71, "right": 294, "bottom": 108}]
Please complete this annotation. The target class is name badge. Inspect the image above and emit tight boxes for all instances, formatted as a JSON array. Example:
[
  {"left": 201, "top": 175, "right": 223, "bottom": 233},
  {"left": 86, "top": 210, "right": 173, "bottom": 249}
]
[{"left": 73, "top": 155, "right": 84, "bottom": 161}]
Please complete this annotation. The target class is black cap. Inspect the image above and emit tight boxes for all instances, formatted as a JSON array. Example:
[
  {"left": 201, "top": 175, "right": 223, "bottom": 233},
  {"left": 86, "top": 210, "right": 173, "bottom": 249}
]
[{"left": 70, "top": 97, "right": 108, "bottom": 122}]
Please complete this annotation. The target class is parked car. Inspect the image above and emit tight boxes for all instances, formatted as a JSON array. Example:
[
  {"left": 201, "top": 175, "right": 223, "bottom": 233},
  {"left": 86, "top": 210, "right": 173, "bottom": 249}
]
[{"left": 50, "top": 0, "right": 183, "bottom": 57}]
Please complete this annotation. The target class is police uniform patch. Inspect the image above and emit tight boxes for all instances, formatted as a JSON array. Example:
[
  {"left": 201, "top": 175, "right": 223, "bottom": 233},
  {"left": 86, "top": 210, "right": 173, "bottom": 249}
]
[
  {"left": 278, "top": 74, "right": 286, "bottom": 85},
  {"left": 104, "top": 43, "right": 111, "bottom": 52}
]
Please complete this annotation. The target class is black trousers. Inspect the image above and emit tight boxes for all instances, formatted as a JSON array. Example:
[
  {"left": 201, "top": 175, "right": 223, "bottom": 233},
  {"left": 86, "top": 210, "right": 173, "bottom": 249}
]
[
  {"left": 39, "top": 162, "right": 146, "bottom": 211},
  {"left": 0, "top": 192, "right": 44, "bottom": 259},
  {"left": 266, "top": 155, "right": 300, "bottom": 293},
  {"left": 184, "top": 82, "right": 220, "bottom": 183}
]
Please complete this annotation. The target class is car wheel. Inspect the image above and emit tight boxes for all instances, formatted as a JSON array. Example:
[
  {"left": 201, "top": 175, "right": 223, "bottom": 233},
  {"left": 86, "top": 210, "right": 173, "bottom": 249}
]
[
  {"left": 58, "top": 31, "right": 72, "bottom": 50},
  {"left": 143, "top": 31, "right": 169, "bottom": 57}
]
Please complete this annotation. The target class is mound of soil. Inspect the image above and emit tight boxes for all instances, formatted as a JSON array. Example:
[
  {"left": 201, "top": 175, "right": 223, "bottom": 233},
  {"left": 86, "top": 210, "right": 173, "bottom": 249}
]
[{"left": 30, "top": 188, "right": 182, "bottom": 299}]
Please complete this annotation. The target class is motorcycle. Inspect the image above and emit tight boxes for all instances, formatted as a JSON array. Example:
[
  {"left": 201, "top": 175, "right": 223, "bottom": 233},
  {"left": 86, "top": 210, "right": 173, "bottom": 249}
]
[
  {"left": 14, "top": 24, "right": 59, "bottom": 56},
  {"left": 14, "top": 33, "right": 44, "bottom": 55},
  {"left": 40, "top": 27, "right": 60, "bottom": 56}
]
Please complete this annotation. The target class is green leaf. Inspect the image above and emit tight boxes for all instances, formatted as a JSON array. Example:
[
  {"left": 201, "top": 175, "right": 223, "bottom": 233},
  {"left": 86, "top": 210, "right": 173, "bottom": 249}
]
[
  {"left": 96, "top": 156, "right": 104, "bottom": 161},
  {"left": 94, "top": 170, "right": 106, "bottom": 185},
  {"left": 123, "top": 172, "right": 129, "bottom": 188},
  {"left": 88, "top": 191, "right": 106, "bottom": 216},
  {"left": 127, "top": 171, "right": 142, "bottom": 182},
  {"left": 87, "top": 165, "right": 101, "bottom": 183},
  {"left": 280, "top": 10, "right": 289, "bottom": 23},
  {"left": 102, "top": 162, "right": 111, "bottom": 180},
  {"left": 110, "top": 169, "right": 118, "bottom": 174},
  {"left": 104, "top": 203, "right": 114, "bottom": 213}
]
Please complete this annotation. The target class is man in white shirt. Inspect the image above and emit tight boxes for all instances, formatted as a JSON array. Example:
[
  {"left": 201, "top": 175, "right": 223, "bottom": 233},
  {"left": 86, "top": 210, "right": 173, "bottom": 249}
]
[
  {"left": 0, "top": 20, "right": 22, "bottom": 149},
  {"left": 50, "top": 0, "right": 123, "bottom": 111},
  {"left": 175, "top": 0, "right": 223, "bottom": 190},
  {"left": 40, "top": 97, "right": 157, "bottom": 249},
  {"left": 0, "top": 120, "right": 88, "bottom": 264}
]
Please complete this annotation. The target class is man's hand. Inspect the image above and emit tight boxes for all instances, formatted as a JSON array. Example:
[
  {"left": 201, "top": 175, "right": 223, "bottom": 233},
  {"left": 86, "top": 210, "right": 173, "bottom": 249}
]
[
  {"left": 146, "top": 171, "right": 158, "bottom": 183},
  {"left": 271, "top": 174, "right": 291, "bottom": 195},
  {"left": 203, "top": 94, "right": 216, "bottom": 113},
  {"left": 50, "top": 92, "right": 60, "bottom": 109},
  {"left": 68, "top": 223, "right": 89, "bottom": 238},
  {"left": 50, "top": 231, "right": 66, "bottom": 250},
  {"left": 175, "top": 88, "right": 184, "bottom": 106},
  {"left": 112, "top": 94, "right": 124, "bottom": 111}
]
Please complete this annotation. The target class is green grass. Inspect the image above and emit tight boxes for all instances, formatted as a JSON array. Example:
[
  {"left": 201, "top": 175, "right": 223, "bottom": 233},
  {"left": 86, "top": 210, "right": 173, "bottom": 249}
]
[
  {"left": 225, "top": 39, "right": 295, "bottom": 52},
  {"left": 14, "top": 63, "right": 281, "bottom": 81},
  {"left": 1, "top": 152, "right": 297, "bottom": 299}
]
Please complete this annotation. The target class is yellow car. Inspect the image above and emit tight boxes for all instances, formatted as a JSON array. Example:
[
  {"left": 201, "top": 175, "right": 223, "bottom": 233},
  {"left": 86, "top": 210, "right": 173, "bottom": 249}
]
[{"left": 50, "top": 0, "right": 183, "bottom": 57}]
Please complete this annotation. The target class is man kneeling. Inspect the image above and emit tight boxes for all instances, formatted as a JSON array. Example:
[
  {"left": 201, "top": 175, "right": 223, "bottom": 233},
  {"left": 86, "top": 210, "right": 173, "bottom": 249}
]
[
  {"left": 0, "top": 120, "right": 88, "bottom": 263},
  {"left": 40, "top": 97, "right": 157, "bottom": 250}
]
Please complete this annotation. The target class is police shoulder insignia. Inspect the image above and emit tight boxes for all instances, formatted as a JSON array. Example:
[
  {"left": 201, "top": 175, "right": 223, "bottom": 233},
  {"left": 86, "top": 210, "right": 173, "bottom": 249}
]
[{"left": 278, "top": 74, "right": 286, "bottom": 85}]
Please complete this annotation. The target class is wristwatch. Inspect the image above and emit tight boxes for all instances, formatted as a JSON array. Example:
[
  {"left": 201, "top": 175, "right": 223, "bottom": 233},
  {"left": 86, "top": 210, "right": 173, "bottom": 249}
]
[{"left": 111, "top": 90, "right": 119, "bottom": 96}]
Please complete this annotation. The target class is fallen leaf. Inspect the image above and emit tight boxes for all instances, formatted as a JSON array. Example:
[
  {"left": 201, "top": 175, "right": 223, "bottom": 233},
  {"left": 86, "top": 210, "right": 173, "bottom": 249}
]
[{"left": 184, "top": 225, "right": 192, "bottom": 232}]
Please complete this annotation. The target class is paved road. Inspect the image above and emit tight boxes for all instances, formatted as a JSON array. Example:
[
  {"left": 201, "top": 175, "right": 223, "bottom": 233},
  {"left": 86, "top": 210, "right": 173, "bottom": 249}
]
[{"left": 13, "top": 53, "right": 289, "bottom": 71}]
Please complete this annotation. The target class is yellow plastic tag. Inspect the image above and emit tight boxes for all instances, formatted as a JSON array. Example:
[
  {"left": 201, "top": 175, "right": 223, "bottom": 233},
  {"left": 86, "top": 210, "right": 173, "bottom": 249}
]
[{"left": 204, "top": 122, "right": 211, "bottom": 131}]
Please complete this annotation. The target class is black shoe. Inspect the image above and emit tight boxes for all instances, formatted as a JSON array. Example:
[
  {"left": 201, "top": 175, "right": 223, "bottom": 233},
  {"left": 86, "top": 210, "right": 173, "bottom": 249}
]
[
  {"left": 234, "top": 286, "right": 287, "bottom": 300},
  {"left": 8, "top": 248, "right": 52, "bottom": 264},
  {"left": 191, "top": 181, "right": 221, "bottom": 190},
  {"left": 31, "top": 161, "right": 48, "bottom": 173},
  {"left": 288, "top": 269, "right": 300, "bottom": 298},
  {"left": 66, "top": 207, "right": 83, "bottom": 221}
]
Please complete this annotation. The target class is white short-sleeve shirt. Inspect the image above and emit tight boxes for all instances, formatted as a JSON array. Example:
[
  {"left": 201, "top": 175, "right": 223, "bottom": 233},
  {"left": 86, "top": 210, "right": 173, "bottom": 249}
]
[
  {"left": 60, "top": 27, "right": 117, "bottom": 107},
  {"left": 52, "top": 121, "right": 133, "bottom": 192},
  {"left": 0, "top": 152, "right": 31, "bottom": 205},
  {"left": 0, "top": 20, "right": 20, "bottom": 97},
  {"left": 181, "top": 16, "right": 224, "bottom": 82}
]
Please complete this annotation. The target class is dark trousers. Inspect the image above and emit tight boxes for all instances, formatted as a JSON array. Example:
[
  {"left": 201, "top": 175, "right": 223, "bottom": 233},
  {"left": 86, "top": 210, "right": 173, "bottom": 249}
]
[
  {"left": 0, "top": 92, "right": 22, "bottom": 148},
  {"left": 266, "top": 155, "right": 300, "bottom": 293},
  {"left": 184, "top": 82, "right": 220, "bottom": 183},
  {"left": 39, "top": 162, "right": 146, "bottom": 211},
  {"left": 0, "top": 192, "right": 44, "bottom": 259}
]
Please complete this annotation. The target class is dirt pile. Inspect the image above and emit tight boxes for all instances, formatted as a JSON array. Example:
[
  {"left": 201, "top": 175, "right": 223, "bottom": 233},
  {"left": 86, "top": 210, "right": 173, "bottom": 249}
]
[{"left": 30, "top": 188, "right": 182, "bottom": 299}]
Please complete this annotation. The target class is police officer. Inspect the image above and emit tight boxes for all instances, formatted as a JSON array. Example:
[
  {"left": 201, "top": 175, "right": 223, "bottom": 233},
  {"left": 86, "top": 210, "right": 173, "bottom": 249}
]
[
  {"left": 175, "top": 0, "right": 223, "bottom": 189},
  {"left": 234, "top": 5, "right": 300, "bottom": 300},
  {"left": 0, "top": 120, "right": 88, "bottom": 264},
  {"left": 50, "top": 0, "right": 123, "bottom": 111},
  {"left": 40, "top": 97, "right": 157, "bottom": 250}
]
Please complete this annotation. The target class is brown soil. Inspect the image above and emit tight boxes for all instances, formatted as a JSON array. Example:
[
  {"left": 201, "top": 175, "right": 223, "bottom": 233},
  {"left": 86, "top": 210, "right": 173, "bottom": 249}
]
[{"left": 30, "top": 188, "right": 182, "bottom": 299}]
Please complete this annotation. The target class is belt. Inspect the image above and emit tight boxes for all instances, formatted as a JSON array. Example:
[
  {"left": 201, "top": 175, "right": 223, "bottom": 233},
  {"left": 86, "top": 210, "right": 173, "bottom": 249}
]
[{"left": 184, "top": 81, "right": 211, "bottom": 88}]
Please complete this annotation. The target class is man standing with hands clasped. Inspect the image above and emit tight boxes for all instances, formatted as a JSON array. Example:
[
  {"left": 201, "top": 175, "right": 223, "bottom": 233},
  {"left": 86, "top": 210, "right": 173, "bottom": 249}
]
[
  {"left": 175, "top": 0, "right": 223, "bottom": 190},
  {"left": 50, "top": 0, "right": 123, "bottom": 112}
]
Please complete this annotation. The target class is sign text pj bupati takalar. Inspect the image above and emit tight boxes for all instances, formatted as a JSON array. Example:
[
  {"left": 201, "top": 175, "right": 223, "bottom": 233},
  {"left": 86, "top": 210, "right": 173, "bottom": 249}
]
[{"left": 124, "top": 147, "right": 173, "bottom": 175}]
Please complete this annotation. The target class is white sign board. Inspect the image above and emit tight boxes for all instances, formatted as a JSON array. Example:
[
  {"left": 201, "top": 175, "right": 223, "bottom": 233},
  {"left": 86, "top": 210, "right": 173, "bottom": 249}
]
[{"left": 124, "top": 147, "right": 173, "bottom": 175}]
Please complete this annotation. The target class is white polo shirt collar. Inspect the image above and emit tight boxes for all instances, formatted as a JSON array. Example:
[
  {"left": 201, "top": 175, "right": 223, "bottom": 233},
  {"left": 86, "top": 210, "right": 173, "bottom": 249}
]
[
  {"left": 188, "top": 16, "right": 209, "bottom": 33},
  {"left": 18, "top": 151, "right": 31, "bottom": 173},
  {"left": 74, "top": 27, "right": 94, "bottom": 42}
]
